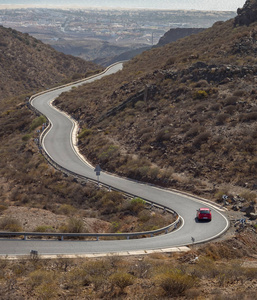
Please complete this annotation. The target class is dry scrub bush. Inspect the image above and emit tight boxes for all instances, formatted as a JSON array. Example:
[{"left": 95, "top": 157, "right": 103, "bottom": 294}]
[
  {"left": 79, "top": 259, "right": 112, "bottom": 291},
  {"left": 239, "top": 191, "right": 256, "bottom": 203},
  {"left": 34, "top": 225, "right": 55, "bottom": 233},
  {"left": 194, "top": 79, "right": 209, "bottom": 88},
  {"left": 216, "top": 262, "right": 245, "bottom": 287},
  {"left": 155, "top": 271, "right": 196, "bottom": 297},
  {"left": 224, "top": 96, "right": 237, "bottom": 106},
  {"left": 185, "top": 125, "right": 201, "bottom": 138},
  {"left": 128, "top": 259, "right": 152, "bottom": 279},
  {"left": 0, "top": 217, "right": 23, "bottom": 232},
  {"left": 98, "top": 191, "right": 124, "bottom": 215},
  {"left": 200, "top": 243, "right": 244, "bottom": 260},
  {"left": 216, "top": 113, "right": 230, "bottom": 125},
  {"left": 240, "top": 112, "right": 257, "bottom": 122},
  {"left": 60, "top": 217, "right": 85, "bottom": 233},
  {"left": 0, "top": 205, "right": 7, "bottom": 212},
  {"left": 64, "top": 267, "right": 89, "bottom": 289},
  {"left": 192, "top": 131, "right": 211, "bottom": 148},
  {"left": 156, "top": 127, "right": 172, "bottom": 142},
  {"left": 28, "top": 269, "right": 55, "bottom": 289},
  {"left": 57, "top": 204, "right": 76, "bottom": 215},
  {"left": 34, "top": 282, "right": 59, "bottom": 300},
  {"left": 189, "top": 257, "right": 220, "bottom": 279},
  {"left": 110, "top": 272, "right": 135, "bottom": 293}
]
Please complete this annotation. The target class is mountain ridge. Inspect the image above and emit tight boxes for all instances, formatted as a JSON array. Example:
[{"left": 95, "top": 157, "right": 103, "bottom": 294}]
[{"left": 0, "top": 25, "right": 100, "bottom": 101}]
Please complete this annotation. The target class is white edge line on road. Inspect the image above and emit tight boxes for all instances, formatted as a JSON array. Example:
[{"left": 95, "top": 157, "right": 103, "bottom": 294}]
[{"left": 26, "top": 62, "right": 230, "bottom": 258}]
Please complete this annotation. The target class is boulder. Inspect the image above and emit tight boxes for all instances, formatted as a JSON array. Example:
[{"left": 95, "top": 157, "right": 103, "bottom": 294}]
[{"left": 249, "top": 212, "right": 257, "bottom": 220}]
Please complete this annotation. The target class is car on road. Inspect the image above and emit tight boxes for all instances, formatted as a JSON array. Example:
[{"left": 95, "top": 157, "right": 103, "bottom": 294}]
[{"left": 196, "top": 208, "right": 212, "bottom": 221}]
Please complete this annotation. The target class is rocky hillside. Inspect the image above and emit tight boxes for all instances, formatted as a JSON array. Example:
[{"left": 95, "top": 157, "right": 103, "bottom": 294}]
[
  {"left": 156, "top": 28, "right": 205, "bottom": 47},
  {"left": 235, "top": 0, "right": 257, "bottom": 26},
  {"left": 54, "top": 1, "right": 257, "bottom": 207},
  {"left": 0, "top": 26, "right": 100, "bottom": 101}
]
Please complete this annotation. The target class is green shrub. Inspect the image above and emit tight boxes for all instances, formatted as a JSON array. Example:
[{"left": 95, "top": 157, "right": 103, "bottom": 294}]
[
  {"left": 129, "top": 197, "right": 146, "bottom": 214},
  {"left": 98, "top": 144, "right": 119, "bottom": 163},
  {"left": 193, "top": 90, "right": 208, "bottom": 100},
  {"left": 30, "top": 115, "right": 47, "bottom": 131},
  {"left": 22, "top": 134, "right": 32, "bottom": 142},
  {"left": 78, "top": 128, "right": 92, "bottom": 140}
]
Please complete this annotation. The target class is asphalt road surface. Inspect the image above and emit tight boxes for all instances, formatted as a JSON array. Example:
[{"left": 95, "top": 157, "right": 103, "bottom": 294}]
[{"left": 0, "top": 63, "right": 229, "bottom": 256}]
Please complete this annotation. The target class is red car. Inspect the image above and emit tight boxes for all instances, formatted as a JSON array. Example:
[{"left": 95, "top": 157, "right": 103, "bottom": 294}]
[{"left": 196, "top": 208, "right": 212, "bottom": 221}]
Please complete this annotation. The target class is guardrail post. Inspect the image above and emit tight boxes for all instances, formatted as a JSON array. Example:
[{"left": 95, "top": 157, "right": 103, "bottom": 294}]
[
  {"left": 23, "top": 235, "right": 27, "bottom": 240},
  {"left": 61, "top": 236, "right": 64, "bottom": 241},
  {"left": 165, "top": 229, "right": 168, "bottom": 234},
  {"left": 96, "top": 236, "right": 99, "bottom": 241},
  {"left": 127, "top": 236, "right": 129, "bottom": 240}
]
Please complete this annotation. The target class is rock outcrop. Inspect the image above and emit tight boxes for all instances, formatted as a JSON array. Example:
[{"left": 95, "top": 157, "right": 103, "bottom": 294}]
[{"left": 235, "top": 0, "right": 257, "bottom": 26}]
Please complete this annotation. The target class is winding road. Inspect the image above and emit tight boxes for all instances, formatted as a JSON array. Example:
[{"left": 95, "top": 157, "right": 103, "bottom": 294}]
[{"left": 0, "top": 63, "right": 229, "bottom": 257}]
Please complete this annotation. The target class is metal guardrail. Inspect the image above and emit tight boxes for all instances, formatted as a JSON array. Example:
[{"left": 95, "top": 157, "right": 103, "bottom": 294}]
[
  {"left": 0, "top": 63, "right": 181, "bottom": 242},
  {"left": 0, "top": 217, "right": 181, "bottom": 241}
]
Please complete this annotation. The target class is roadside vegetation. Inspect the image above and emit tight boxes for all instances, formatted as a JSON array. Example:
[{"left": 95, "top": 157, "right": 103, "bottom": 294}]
[{"left": 0, "top": 230, "right": 256, "bottom": 299}]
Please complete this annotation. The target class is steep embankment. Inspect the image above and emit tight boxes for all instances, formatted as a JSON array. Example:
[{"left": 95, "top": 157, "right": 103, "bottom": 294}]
[
  {"left": 0, "top": 27, "right": 112, "bottom": 231},
  {"left": 0, "top": 26, "right": 100, "bottom": 102},
  {"left": 55, "top": 3, "right": 257, "bottom": 205}
]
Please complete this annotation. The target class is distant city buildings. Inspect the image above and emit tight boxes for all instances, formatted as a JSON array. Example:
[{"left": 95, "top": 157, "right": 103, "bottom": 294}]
[{"left": 0, "top": 8, "right": 236, "bottom": 46}]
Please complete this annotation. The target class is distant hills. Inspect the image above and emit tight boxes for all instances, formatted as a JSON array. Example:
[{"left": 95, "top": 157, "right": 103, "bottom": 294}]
[{"left": 156, "top": 28, "right": 205, "bottom": 47}]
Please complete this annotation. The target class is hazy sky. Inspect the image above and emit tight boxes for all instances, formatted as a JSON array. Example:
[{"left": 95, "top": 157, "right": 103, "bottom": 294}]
[{"left": 0, "top": 0, "right": 247, "bottom": 11}]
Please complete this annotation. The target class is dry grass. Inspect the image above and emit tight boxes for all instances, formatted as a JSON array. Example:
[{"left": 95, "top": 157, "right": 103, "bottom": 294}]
[{"left": 0, "top": 231, "right": 256, "bottom": 299}]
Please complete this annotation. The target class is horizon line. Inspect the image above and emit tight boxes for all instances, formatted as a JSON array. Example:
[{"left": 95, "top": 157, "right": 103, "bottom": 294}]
[{"left": 0, "top": 4, "right": 237, "bottom": 13}]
